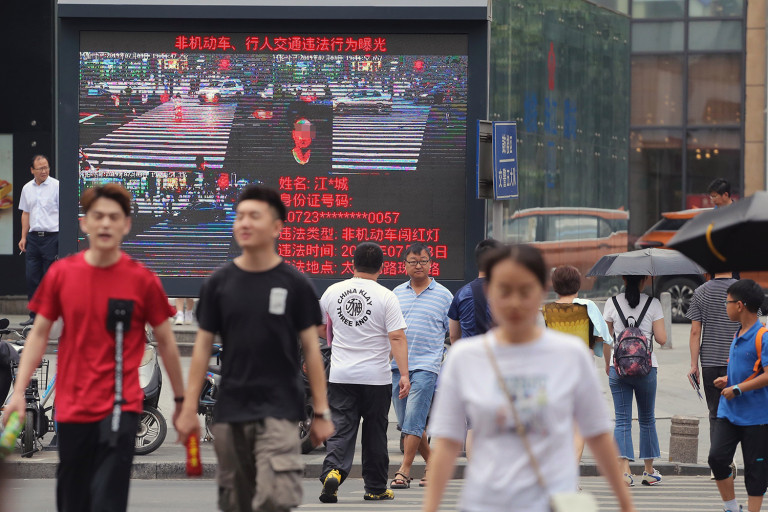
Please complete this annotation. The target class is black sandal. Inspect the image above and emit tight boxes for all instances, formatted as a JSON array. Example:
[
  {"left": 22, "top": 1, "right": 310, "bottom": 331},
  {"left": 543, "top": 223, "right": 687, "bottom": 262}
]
[{"left": 390, "top": 471, "right": 411, "bottom": 489}]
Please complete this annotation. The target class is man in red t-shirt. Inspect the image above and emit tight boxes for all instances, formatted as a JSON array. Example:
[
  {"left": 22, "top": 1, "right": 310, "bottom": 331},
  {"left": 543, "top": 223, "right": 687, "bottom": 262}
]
[{"left": 2, "top": 184, "right": 185, "bottom": 512}]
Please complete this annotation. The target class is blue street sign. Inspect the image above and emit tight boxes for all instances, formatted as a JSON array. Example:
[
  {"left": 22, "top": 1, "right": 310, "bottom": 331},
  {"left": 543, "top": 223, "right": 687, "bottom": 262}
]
[{"left": 492, "top": 122, "right": 518, "bottom": 200}]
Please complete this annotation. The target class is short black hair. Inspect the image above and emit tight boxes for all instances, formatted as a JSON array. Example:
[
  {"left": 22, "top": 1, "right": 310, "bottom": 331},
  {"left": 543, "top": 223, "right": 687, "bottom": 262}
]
[
  {"left": 404, "top": 242, "right": 430, "bottom": 259},
  {"left": 30, "top": 155, "right": 48, "bottom": 168},
  {"left": 482, "top": 244, "right": 547, "bottom": 288},
  {"left": 727, "top": 279, "right": 765, "bottom": 313},
  {"left": 353, "top": 242, "right": 384, "bottom": 274},
  {"left": 708, "top": 178, "right": 731, "bottom": 197},
  {"left": 236, "top": 185, "right": 287, "bottom": 221},
  {"left": 475, "top": 238, "right": 503, "bottom": 269}
]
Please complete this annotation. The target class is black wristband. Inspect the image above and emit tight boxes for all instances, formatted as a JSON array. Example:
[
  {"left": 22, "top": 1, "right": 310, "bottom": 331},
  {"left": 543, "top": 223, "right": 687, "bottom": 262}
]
[{"left": 174, "top": 396, "right": 185, "bottom": 403}]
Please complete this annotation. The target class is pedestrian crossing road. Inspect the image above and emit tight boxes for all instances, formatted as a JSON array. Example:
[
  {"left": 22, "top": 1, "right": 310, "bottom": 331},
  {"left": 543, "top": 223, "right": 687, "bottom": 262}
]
[
  {"left": 4, "top": 476, "right": 749, "bottom": 510},
  {"left": 298, "top": 476, "right": 749, "bottom": 511}
]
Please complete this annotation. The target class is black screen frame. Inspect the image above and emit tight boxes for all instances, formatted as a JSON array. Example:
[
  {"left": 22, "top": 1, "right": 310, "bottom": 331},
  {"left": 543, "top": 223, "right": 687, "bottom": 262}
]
[{"left": 58, "top": 6, "right": 488, "bottom": 296}]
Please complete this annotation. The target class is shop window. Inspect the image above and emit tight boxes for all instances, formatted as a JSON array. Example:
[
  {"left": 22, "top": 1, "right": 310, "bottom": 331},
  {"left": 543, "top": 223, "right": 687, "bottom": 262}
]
[
  {"left": 689, "top": 0, "right": 744, "bottom": 17},
  {"left": 689, "top": 21, "right": 742, "bottom": 51},
  {"left": 685, "top": 129, "right": 740, "bottom": 208}
]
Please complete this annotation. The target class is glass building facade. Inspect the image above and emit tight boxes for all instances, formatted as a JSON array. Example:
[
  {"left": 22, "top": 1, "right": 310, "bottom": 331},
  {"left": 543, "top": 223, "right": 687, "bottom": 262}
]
[
  {"left": 627, "top": 0, "right": 745, "bottom": 238},
  {"left": 489, "top": 0, "right": 631, "bottom": 294}
]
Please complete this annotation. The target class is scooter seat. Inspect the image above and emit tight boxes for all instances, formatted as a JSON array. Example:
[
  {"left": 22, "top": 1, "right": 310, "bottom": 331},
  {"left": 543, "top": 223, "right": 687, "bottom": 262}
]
[{"left": 208, "top": 365, "right": 221, "bottom": 374}]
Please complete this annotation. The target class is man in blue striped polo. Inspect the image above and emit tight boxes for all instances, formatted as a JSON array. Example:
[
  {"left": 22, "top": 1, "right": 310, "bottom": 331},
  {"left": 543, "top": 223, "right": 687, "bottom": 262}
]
[{"left": 390, "top": 243, "right": 453, "bottom": 489}]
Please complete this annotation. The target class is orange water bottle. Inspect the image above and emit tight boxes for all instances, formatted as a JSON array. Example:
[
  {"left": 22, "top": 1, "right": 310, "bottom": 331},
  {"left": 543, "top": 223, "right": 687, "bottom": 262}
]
[
  {"left": 0, "top": 412, "right": 23, "bottom": 460},
  {"left": 185, "top": 434, "right": 202, "bottom": 477}
]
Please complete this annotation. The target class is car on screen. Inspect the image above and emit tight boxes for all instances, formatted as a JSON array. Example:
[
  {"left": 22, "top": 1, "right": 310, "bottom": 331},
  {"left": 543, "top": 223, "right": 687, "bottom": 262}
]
[
  {"left": 634, "top": 208, "right": 768, "bottom": 322},
  {"left": 505, "top": 207, "right": 629, "bottom": 293},
  {"left": 332, "top": 89, "right": 392, "bottom": 114},
  {"left": 198, "top": 79, "right": 245, "bottom": 104},
  {"left": 168, "top": 201, "right": 227, "bottom": 224}
]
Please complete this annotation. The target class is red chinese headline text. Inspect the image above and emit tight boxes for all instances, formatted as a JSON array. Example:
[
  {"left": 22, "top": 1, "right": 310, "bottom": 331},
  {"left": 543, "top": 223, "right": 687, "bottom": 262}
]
[{"left": 174, "top": 35, "right": 387, "bottom": 53}]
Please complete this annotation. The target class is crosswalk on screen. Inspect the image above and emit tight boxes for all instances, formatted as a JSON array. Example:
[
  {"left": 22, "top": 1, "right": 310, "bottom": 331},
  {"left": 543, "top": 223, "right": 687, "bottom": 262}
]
[{"left": 78, "top": 31, "right": 468, "bottom": 279}]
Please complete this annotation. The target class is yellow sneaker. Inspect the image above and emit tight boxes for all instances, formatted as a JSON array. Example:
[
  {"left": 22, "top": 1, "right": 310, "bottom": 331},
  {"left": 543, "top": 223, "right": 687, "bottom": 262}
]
[
  {"left": 363, "top": 489, "right": 395, "bottom": 501},
  {"left": 319, "top": 469, "right": 341, "bottom": 504}
]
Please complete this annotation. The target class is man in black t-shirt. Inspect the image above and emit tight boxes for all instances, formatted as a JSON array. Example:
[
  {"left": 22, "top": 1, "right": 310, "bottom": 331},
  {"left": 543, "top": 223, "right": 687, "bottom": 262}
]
[{"left": 177, "top": 185, "right": 334, "bottom": 512}]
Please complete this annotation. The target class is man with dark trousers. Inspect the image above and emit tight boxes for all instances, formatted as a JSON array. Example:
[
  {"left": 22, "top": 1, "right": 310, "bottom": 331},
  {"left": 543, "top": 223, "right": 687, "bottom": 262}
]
[
  {"left": 318, "top": 242, "right": 410, "bottom": 503},
  {"left": 18, "top": 155, "right": 59, "bottom": 326}
]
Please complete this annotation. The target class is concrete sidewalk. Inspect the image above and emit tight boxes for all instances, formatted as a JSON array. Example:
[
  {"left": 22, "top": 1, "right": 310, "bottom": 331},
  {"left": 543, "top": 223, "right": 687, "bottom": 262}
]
[{"left": 2, "top": 317, "right": 728, "bottom": 480}]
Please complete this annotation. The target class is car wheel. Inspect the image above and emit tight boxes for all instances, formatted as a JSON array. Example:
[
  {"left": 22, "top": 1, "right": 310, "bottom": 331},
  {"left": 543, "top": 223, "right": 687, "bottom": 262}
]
[
  {"left": 299, "top": 398, "right": 317, "bottom": 454},
  {"left": 660, "top": 277, "right": 698, "bottom": 323}
]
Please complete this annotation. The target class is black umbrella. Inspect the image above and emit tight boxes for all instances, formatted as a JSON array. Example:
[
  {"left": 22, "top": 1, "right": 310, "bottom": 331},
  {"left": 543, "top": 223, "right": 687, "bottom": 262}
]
[
  {"left": 667, "top": 191, "right": 768, "bottom": 272},
  {"left": 586, "top": 248, "right": 706, "bottom": 277}
]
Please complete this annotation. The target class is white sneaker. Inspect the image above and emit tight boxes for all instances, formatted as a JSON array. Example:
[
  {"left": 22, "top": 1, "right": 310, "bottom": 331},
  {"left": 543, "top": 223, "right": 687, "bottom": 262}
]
[
  {"left": 174, "top": 312, "right": 184, "bottom": 325},
  {"left": 641, "top": 469, "right": 662, "bottom": 486},
  {"left": 184, "top": 310, "right": 194, "bottom": 325},
  {"left": 623, "top": 472, "right": 634, "bottom": 487}
]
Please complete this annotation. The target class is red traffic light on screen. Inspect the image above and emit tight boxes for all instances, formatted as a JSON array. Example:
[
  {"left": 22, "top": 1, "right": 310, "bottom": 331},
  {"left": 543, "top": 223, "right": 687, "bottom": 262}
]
[{"left": 413, "top": 60, "right": 425, "bottom": 72}]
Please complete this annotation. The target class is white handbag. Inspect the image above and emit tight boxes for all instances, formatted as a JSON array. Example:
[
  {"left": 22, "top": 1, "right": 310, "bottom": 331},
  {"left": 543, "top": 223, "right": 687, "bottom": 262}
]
[{"left": 482, "top": 336, "right": 598, "bottom": 512}]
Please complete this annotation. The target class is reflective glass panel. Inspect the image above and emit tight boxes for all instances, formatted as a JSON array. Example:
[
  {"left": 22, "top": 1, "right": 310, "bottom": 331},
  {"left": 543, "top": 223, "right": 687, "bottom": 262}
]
[
  {"left": 628, "top": 130, "right": 683, "bottom": 238},
  {"left": 687, "top": 55, "right": 742, "bottom": 125},
  {"left": 685, "top": 129, "right": 741, "bottom": 208},
  {"left": 632, "top": 22, "right": 684, "bottom": 52},
  {"left": 689, "top": 0, "right": 744, "bottom": 17},
  {"left": 689, "top": 21, "right": 742, "bottom": 51},
  {"left": 631, "top": 55, "right": 684, "bottom": 126},
  {"left": 632, "top": 0, "right": 685, "bottom": 18}
]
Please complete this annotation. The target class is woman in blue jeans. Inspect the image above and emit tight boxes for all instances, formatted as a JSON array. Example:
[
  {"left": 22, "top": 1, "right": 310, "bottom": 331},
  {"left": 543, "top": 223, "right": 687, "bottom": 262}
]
[{"left": 603, "top": 275, "right": 667, "bottom": 487}]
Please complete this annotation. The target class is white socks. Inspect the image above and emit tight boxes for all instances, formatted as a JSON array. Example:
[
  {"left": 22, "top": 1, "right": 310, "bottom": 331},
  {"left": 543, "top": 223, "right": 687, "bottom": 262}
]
[{"left": 723, "top": 498, "right": 739, "bottom": 512}]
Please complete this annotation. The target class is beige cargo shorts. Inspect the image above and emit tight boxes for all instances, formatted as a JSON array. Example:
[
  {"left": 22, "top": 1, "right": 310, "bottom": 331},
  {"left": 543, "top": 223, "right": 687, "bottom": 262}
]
[{"left": 212, "top": 417, "right": 304, "bottom": 512}]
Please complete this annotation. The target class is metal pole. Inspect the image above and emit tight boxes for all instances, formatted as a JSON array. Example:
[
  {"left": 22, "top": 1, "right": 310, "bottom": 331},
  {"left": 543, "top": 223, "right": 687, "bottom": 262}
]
[
  {"left": 492, "top": 201, "right": 504, "bottom": 241},
  {"left": 660, "top": 292, "right": 673, "bottom": 349}
]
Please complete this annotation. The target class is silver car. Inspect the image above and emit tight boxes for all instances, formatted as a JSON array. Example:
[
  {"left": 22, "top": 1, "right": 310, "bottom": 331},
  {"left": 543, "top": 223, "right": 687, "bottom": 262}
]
[{"left": 332, "top": 88, "right": 392, "bottom": 114}]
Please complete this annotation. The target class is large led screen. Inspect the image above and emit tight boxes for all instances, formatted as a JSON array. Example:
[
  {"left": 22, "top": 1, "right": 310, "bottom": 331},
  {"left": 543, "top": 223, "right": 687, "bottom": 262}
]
[{"left": 78, "top": 32, "right": 468, "bottom": 279}]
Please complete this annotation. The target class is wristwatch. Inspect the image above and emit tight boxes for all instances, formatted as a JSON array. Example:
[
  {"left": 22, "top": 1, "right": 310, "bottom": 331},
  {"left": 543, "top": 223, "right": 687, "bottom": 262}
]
[
  {"left": 733, "top": 385, "right": 742, "bottom": 397},
  {"left": 314, "top": 409, "right": 332, "bottom": 422}
]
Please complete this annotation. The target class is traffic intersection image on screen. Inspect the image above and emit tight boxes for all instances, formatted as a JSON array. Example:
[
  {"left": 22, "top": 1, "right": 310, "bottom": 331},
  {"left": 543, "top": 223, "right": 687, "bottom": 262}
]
[{"left": 78, "top": 32, "right": 468, "bottom": 279}]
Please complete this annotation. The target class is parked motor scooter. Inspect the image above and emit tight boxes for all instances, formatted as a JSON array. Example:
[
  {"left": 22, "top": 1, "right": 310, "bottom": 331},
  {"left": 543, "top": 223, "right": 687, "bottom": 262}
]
[
  {"left": 298, "top": 338, "right": 331, "bottom": 454},
  {"left": 135, "top": 327, "right": 167, "bottom": 455},
  {"left": 198, "top": 343, "right": 222, "bottom": 442},
  {"left": 198, "top": 339, "right": 331, "bottom": 454}
]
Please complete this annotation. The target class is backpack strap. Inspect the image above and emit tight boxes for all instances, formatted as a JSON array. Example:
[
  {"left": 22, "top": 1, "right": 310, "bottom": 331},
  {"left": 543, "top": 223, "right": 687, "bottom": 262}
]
[
  {"left": 470, "top": 278, "right": 492, "bottom": 334},
  {"left": 745, "top": 326, "right": 767, "bottom": 382},
  {"left": 612, "top": 296, "right": 628, "bottom": 329},
  {"left": 635, "top": 296, "right": 654, "bottom": 326}
]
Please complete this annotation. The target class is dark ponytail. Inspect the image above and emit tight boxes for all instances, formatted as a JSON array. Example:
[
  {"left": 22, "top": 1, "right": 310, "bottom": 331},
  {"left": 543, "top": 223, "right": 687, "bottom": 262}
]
[{"left": 623, "top": 275, "right": 644, "bottom": 308}]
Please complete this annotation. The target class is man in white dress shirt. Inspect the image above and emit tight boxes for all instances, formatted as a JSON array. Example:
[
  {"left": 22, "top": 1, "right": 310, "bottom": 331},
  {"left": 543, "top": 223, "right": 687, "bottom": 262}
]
[{"left": 18, "top": 155, "right": 59, "bottom": 326}]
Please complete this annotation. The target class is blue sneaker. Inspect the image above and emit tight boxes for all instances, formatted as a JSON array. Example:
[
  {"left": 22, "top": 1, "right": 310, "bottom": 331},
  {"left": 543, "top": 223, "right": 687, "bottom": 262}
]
[{"left": 641, "top": 469, "right": 662, "bottom": 486}]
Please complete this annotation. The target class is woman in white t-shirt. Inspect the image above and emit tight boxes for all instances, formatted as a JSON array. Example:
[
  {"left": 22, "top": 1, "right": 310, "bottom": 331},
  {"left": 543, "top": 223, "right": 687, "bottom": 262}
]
[
  {"left": 423, "top": 244, "right": 636, "bottom": 512},
  {"left": 603, "top": 275, "right": 667, "bottom": 488}
]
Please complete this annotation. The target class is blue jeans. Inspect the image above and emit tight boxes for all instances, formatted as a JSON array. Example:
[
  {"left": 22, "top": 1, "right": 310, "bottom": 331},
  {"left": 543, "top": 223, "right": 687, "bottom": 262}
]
[
  {"left": 391, "top": 369, "right": 437, "bottom": 437},
  {"left": 608, "top": 366, "right": 660, "bottom": 461}
]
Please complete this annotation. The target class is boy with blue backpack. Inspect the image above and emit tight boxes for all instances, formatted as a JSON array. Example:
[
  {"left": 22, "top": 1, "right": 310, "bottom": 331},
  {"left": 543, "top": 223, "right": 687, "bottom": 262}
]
[{"left": 708, "top": 279, "right": 768, "bottom": 512}]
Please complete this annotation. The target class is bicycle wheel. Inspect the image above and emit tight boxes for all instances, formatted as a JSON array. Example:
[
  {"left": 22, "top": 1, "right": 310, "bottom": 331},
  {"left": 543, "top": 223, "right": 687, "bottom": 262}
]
[
  {"left": 22, "top": 410, "right": 35, "bottom": 458},
  {"left": 135, "top": 406, "right": 167, "bottom": 455}
]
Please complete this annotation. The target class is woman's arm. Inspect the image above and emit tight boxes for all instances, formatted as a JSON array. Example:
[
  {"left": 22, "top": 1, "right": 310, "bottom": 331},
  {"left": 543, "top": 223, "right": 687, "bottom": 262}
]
[
  {"left": 422, "top": 438, "right": 462, "bottom": 512},
  {"left": 652, "top": 318, "right": 667, "bottom": 346}
]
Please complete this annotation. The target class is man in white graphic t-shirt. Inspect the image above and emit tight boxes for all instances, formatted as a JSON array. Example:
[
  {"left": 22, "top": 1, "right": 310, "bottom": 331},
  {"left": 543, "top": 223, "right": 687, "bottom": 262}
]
[{"left": 318, "top": 242, "right": 410, "bottom": 503}]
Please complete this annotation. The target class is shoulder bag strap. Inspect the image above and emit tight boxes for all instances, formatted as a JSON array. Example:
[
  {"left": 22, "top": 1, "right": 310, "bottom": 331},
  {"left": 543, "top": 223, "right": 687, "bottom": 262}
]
[{"left": 482, "top": 335, "right": 547, "bottom": 490}]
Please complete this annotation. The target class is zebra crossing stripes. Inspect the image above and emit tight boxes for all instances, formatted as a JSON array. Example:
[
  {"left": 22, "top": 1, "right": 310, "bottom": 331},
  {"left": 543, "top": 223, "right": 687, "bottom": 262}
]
[
  {"left": 83, "top": 99, "right": 235, "bottom": 172},
  {"left": 296, "top": 476, "right": 748, "bottom": 511},
  {"left": 332, "top": 104, "right": 431, "bottom": 173}
]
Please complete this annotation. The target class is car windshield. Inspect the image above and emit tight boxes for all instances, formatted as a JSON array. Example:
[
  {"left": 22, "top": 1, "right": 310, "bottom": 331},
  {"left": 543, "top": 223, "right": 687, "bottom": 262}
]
[{"left": 203, "top": 81, "right": 220, "bottom": 87}]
